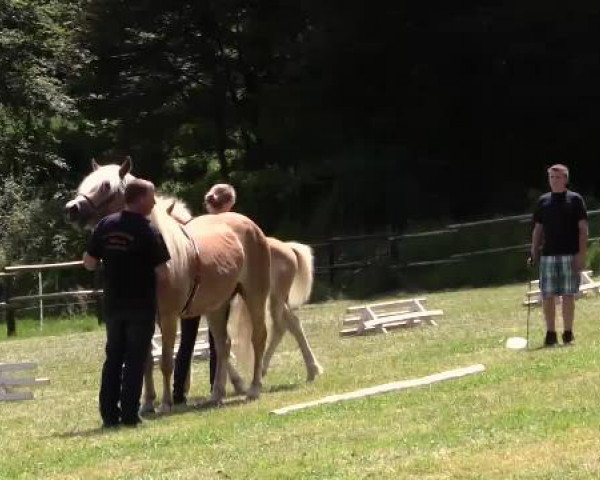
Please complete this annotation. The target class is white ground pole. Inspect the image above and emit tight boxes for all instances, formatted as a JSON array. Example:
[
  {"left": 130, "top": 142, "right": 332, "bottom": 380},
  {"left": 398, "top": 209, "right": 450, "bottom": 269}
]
[{"left": 271, "top": 364, "right": 486, "bottom": 415}]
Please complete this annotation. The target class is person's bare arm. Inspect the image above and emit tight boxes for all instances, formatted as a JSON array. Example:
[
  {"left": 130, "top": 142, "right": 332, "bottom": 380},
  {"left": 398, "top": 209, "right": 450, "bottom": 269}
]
[
  {"left": 576, "top": 219, "right": 589, "bottom": 272},
  {"left": 155, "top": 263, "right": 169, "bottom": 297},
  {"left": 83, "top": 252, "right": 99, "bottom": 271},
  {"left": 529, "top": 223, "right": 543, "bottom": 266}
]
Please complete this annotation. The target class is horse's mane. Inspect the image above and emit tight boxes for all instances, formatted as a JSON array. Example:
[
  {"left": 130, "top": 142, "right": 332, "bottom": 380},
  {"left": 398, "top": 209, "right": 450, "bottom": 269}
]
[
  {"left": 149, "top": 195, "right": 195, "bottom": 281},
  {"left": 155, "top": 195, "right": 193, "bottom": 224}
]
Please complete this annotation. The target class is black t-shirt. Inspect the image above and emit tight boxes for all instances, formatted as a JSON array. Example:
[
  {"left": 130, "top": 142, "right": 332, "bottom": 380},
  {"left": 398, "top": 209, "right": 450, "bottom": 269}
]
[
  {"left": 533, "top": 190, "right": 588, "bottom": 255},
  {"left": 87, "top": 211, "right": 170, "bottom": 312}
]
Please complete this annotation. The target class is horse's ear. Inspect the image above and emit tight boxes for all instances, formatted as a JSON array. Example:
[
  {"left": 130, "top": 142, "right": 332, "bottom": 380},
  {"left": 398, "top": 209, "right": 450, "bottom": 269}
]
[
  {"left": 119, "top": 156, "right": 133, "bottom": 178},
  {"left": 91, "top": 159, "right": 100, "bottom": 171},
  {"left": 166, "top": 200, "right": 176, "bottom": 216}
]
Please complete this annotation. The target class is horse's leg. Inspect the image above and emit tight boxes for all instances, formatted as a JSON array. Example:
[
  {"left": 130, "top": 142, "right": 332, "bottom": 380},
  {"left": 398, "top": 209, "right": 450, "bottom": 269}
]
[
  {"left": 158, "top": 314, "right": 178, "bottom": 413},
  {"left": 206, "top": 306, "right": 230, "bottom": 405},
  {"left": 243, "top": 293, "right": 268, "bottom": 400},
  {"left": 283, "top": 305, "right": 323, "bottom": 381},
  {"left": 261, "top": 296, "right": 287, "bottom": 377},
  {"left": 173, "top": 316, "right": 201, "bottom": 405},
  {"left": 226, "top": 359, "right": 247, "bottom": 396},
  {"left": 141, "top": 345, "right": 157, "bottom": 414}
]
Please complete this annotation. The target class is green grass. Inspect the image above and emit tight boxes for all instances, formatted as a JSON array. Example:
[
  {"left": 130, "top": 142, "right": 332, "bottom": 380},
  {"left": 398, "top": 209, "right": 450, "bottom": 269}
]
[
  {"left": 0, "top": 314, "right": 102, "bottom": 340},
  {"left": 2, "top": 283, "right": 600, "bottom": 479}
]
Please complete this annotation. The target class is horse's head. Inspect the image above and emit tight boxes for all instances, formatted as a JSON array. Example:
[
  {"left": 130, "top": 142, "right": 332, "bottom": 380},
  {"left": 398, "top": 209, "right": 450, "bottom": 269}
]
[{"left": 65, "top": 157, "right": 134, "bottom": 228}]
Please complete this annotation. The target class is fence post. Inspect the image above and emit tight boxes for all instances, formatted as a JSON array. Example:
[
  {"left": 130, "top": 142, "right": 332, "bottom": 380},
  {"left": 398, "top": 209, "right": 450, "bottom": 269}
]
[
  {"left": 5, "top": 275, "right": 16, "bottom": 336},
  {"left": 328, "top": 241, "right": 336, "bottom": 286}
]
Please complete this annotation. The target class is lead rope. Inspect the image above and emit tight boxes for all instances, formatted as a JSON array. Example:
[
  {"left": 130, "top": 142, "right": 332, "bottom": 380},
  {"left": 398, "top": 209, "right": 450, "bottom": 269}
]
[{"left": 178, "top": 224, "right": 201, "bottom": 316}]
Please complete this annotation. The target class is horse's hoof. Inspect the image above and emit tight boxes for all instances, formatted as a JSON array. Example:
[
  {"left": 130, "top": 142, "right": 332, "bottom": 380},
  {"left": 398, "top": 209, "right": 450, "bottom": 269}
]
[
  {"left": 158, "top": 403, "right": 173, "bottom": 414},
  {"left": 307, "top": 363, "right": 324, "bottom": 382},
  {"left": 140, "top": 403, "right": 156, "bottom": 415},
  {"left": 246, "top": 386, "right": 261, "bottom": 401},
  {"left": 232, "top": 381, "right": 247, "bottom": 396}
]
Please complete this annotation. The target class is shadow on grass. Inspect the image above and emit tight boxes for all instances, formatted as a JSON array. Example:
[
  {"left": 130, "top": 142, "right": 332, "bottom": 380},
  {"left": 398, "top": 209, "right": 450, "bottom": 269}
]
[
  {"left": 54, "top": 425, "right": 130, "bottom": 439},
  {"left": 52, "top": 383, "right": 302, "bottom": 438}
]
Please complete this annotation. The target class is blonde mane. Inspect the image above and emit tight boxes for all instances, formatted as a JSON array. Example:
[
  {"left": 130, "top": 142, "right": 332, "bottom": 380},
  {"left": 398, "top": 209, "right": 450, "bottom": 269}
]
[
  {"left": 77, "top": 165, "right": 134, "bottom": 195},
  {"left": 156, "top": 195, "right": 194, "bottom": 225},
  {"left": 150, "top": 195, "right": 195, "bottom": 281}
]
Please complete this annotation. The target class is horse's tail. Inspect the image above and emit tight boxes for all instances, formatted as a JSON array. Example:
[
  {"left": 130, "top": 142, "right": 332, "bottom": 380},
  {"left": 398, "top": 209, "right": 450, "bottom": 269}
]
[
  {"left": 228, "top": 295, "right": 272, "bottom": 374},
  {"left": 286, "top": 242, "right": 314, "bottom": 308}
]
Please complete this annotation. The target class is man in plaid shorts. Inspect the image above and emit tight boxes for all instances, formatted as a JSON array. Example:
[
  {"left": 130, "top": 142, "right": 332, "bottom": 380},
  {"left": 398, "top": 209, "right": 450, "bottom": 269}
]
[{"left": 529, "top": 164, "right": 588, "bottom": 346}]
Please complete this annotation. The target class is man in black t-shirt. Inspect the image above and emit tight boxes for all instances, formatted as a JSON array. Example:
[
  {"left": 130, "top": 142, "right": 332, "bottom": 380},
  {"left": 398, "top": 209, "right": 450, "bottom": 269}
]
[
  {"left": 529, "top": 164, "right": 588, "bottom": 347},
  {"left": 83, "top": 179, "right": 170, "bottom": 427}
]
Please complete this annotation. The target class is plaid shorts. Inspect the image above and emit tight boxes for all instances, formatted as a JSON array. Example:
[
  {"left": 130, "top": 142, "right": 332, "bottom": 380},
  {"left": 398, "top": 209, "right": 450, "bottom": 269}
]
[{"left": 539, "top": 255, "right": 580, "bottom": 297}]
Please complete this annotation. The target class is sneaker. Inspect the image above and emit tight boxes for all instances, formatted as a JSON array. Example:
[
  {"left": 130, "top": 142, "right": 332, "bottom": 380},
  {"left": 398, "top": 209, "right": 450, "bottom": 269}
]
[
  {"left": 544, "top": 331, "right": 558, "bottom": 347},
  {"left": 562, "top": 330, "right": 575, "bottom": 345},
  {"left": 121, "top": 415, "right": 144, "bottom": 427}
]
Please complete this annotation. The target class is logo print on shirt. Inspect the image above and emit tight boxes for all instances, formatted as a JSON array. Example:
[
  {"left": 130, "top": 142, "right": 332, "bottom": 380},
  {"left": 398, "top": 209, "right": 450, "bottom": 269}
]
[{"left": 104, "top": 232, "right": 134, "bottom": 251}]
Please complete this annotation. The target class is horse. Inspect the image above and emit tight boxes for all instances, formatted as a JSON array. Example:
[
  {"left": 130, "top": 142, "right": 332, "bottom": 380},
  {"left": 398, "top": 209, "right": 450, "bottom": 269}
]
[
  {"left": 64, "top": 158, "right": 271, "bottom": 412},
  {"left": 167, "top": 203, "right": 323, "bottom": 389}
]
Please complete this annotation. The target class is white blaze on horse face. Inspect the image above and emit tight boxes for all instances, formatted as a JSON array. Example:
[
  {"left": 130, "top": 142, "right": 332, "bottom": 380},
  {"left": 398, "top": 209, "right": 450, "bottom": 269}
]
[{"left": 65, "top": 164, "right": 131, "bottom": 227}]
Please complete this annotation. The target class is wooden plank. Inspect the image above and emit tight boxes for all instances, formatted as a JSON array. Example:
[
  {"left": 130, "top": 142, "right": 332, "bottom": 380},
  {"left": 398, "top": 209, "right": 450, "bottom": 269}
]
[
  {"left": 4, "top": 260, "right": 84, "bottom": 273},
  {"left": 271, "top": 364, "right": 486, "bottom": 415},
  {"left": 0, "top": 377, "right": 50, "bottom": 387},
  {"left": 451, "top": 244, "right": 529, "bottom": 258},
  {"left": 362, "top": 309, "right": 443, "bottom": 330},
  {"left": 339, "top": 317, "right": 428, "bottom": 337},
  {"left": 341, "top": 310, "right": 443, "bottom": 336},
  {"left": 8, "top": 290, "right": 102, "bottom": 303},
  {"left": 0, "top": 391, "right": 34, "bottom": 401},
  {"left": 447, "top": 213, "right": 530, "bottom": 228},
  {"left": 387, "top": 229, "right": 458, "bottom": 241},
  {"left": 152, "top": 328, "right": 210, "bottom": 363},
  {"left": 525, "top": 271, "right": 600, "bottom": 298},
  {"left": 343, "top": 307, "right": 426, "bottom": 326},
  {"left": 0, "top": 362, "right": 38, "bottom": 372},
  {"left": 406, "top": 259, "right": 463, "bottom": 268},
  {"left": 346, "top": 298, "right": 426, "bottom": 312}
]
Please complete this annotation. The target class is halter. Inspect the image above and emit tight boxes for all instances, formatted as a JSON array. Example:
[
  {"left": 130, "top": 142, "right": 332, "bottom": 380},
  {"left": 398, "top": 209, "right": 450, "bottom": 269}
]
[{"left": 76, "top": 181, "right": 126, "bottom": 213}]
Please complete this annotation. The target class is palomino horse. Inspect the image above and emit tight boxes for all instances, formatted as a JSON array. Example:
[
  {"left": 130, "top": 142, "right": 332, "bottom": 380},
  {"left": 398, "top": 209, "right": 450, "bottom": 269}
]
[
  {"left": 167, "top": 204, "right": 323, "bottom": 390},
  {"left": 64, "top": 158, "right": 270, "bottom": 411}
]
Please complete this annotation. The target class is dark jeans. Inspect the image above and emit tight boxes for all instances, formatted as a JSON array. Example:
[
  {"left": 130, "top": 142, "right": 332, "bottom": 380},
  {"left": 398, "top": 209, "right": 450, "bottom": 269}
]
[
  {"left": 173, "top": 317, "right": 217, "bottom": 404},
  {"left": 99, "top": 308, "right": 155, "bottom": 425}
]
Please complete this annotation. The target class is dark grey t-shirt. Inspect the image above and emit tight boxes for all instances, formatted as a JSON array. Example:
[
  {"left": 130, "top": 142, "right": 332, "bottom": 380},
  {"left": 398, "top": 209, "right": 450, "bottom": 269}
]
[
  {"left": 87, "top": 211, "right": 170, "bottom": 312},
  {"left": 533, "top": 190, "right": 587, "bottom": 256}
]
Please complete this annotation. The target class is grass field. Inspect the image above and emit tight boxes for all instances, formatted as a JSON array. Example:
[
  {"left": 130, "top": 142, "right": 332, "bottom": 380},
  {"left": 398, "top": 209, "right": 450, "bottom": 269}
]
[{"left": 2, "top": 283, "right": 600, "bottom": 479}]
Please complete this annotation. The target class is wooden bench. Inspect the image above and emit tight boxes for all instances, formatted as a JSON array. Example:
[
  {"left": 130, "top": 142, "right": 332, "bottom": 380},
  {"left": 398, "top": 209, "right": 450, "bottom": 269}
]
[
  {"left": 151, "top": 325, "right": 210, "bottom": 364},
  {"left": 524, "top": 270, "right": 600, "bottom": 306},
  {"left": 0, "top": 362, "right": 49, "bottom": 401},
  {"left": 340, "top": 297, "right": 443, "bottom": 336}
]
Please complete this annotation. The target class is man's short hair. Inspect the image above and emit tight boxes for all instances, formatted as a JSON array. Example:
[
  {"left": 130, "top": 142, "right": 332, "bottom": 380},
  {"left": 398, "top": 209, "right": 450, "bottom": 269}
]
[
  {"left": 125, "top": 179, "right": 154, "bottom": 204},
  {"left": 548, "top": 164, "right": 569, "bottom": 179}
]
